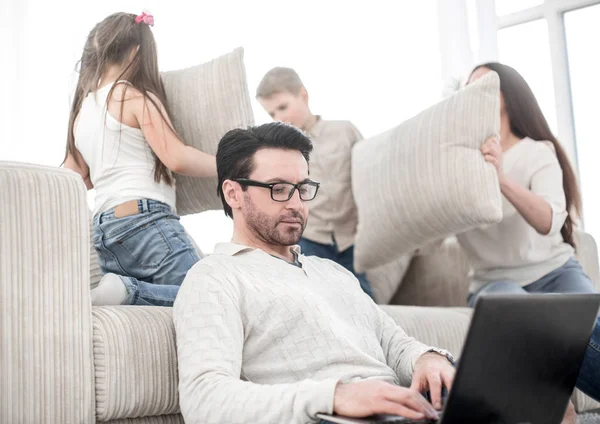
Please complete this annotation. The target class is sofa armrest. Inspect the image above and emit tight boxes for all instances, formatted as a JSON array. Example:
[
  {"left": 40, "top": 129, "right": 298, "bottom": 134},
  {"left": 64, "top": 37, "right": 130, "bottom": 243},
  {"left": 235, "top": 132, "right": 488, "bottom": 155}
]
[
  {"left": 575, "top": 230, "right": 600, "bottom": 291},
  {"left": 379, "top": 305, "right": 472, "bottom": 358},
  {"left": 0, "top": 162, "right": 95, "bottom": 423}
]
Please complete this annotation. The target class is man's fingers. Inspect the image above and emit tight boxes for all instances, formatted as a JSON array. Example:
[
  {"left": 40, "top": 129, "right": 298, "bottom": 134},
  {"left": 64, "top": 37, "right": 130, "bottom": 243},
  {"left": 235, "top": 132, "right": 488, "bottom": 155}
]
[
  {"left": 441, "top": 368, "right": 455, "bottom": 391},
  {"left": 427, "top": 374, "right": 443, "bottom": 410},
  {"left": 384, "top": 387, "right": 438, "bottom": 419},
  {"left": 377, "top": 401, "right": 425, "bottom": 420},
  {"left": 409, "top": 375, "right": 421, "bottom": 392}
]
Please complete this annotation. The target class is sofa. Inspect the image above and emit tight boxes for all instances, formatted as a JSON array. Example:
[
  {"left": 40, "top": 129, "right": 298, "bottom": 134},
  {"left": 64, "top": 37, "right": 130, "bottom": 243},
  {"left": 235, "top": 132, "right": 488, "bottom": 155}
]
[{"left": 2, "top": 161, "right": 600, "bottom": 423}]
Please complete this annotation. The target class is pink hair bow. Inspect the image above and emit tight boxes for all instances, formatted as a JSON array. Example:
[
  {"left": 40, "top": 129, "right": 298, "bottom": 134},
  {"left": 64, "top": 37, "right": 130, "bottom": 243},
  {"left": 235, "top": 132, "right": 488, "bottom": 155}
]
[{"left": 135, "top": 12, "right": 154, "bottom": 26}]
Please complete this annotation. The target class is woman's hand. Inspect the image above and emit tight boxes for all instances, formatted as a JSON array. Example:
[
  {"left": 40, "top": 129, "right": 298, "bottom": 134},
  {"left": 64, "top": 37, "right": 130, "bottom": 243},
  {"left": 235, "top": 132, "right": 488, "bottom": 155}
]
[{"left": 481, "top": 136, "right": 505, "bottom": 184}]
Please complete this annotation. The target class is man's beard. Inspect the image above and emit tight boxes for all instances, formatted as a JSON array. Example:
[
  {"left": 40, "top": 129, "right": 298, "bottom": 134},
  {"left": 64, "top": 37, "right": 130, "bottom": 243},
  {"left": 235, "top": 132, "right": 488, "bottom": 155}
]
[{"left": 243, "top": 194, "right": 306, "bottom": 246}]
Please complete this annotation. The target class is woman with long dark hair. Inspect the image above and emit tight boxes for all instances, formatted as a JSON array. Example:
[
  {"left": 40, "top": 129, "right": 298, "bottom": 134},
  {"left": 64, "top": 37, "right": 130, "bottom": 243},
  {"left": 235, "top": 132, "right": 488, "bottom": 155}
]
[
  {"left": 459, "top": 63, "right": 600, "bottom": 416},
  {"left": 64, "top": 12, "right": 215, "bottom": 306}
]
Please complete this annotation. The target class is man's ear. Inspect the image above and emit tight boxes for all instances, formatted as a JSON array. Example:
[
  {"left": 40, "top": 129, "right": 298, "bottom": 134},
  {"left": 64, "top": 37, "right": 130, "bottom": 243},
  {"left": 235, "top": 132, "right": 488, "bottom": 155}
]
[{"left": 222, "top": 180, "right": 242, "bottom": 211}]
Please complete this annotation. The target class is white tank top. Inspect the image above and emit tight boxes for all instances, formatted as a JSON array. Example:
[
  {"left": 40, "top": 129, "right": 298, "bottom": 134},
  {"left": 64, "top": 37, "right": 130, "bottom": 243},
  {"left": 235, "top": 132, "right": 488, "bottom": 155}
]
[{"left": 75, "top": 82, "right": 176, "bottom": 216}]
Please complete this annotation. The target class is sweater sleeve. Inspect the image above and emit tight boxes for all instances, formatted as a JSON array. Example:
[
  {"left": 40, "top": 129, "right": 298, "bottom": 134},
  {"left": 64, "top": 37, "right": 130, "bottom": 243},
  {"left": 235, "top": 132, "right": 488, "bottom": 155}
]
[
  {"left": 173, "top": 268, "right": 339, "bottom": 424},
  {"left": 529, "top": 142, "right": 568, "bottom": 236},
  {"left": 324, "top": 260, "right": 455, "bottom": 385},
  {"left": 347, "top": 121, "right": 364, "bottom": 145}
]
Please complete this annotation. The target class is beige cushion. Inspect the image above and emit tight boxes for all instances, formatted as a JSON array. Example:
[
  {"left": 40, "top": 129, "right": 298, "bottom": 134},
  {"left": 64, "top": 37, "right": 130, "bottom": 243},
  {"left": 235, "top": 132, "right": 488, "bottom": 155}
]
[
  {"left": 575, "top": 230, "right": 600, "bottom": 290},
  {"left": 573, "top": 389, "right": 600, "bottom": 414},
  {"left": 106, "top": 416, "right": 184, "bottom": 424},
  {"left": 162, "top": 47, "right": 254, "bottom": 215},
  {"left": 367, "top": 253, "right": 414, "bottom": 304},
  {"left": 380, "top": 306, "right": 472, "bottom": 358},
  {"left": 393, "top": 237, "right": 471, "bottom": 307},
  {"left": 93, "top": 306, "right": 179, "bottom": 421},
  {"left": 91, "top": 303, "right": 600, "bottom": 417},
  {"left": 352, "top": 71, "right": 503, "bottom": 272},
  {"left": 0, "top": 162, "right": 95, "bottom": 424}
]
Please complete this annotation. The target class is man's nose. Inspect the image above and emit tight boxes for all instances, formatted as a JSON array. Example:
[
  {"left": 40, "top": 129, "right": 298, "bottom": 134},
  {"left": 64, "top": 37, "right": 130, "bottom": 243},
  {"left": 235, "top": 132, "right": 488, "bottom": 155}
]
[{"left": 285, "top": 188, "right": 303, "bottom": 208}]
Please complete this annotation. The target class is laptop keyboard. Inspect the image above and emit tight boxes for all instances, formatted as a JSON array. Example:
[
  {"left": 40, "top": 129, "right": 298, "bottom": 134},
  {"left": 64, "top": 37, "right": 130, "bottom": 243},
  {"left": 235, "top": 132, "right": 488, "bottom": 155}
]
[{"left": 367, "top": 415, "right": 440, "bottom": 423}]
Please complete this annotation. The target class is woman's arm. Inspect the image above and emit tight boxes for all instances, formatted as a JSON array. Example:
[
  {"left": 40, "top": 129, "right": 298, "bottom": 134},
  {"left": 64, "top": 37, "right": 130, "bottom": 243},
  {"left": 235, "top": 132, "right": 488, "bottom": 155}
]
[
  {"left": 482, "top": 138, "right": 566, "bottom": 236},
  {"left": 498, "top": 177, "right": 553, "bottom": 234}
]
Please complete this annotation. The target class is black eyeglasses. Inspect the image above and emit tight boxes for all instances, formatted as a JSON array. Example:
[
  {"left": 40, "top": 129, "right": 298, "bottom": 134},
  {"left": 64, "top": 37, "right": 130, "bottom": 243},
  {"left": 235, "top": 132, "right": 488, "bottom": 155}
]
[{"left": 233, "top": 178, "right": 320, "bottom": 202}]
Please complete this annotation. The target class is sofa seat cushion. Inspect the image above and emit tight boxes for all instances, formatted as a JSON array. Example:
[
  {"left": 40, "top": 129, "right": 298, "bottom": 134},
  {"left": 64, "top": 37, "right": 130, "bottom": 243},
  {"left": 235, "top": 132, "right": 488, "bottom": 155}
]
[
  {"left": 92, "top": 305, "right": 598, "bottom": 418},
  {"left": 93, "top": 307, "right": 179, "bottom": 421},
  {"left": 380, "top": 306, "right": 472, "bottom": 357}
]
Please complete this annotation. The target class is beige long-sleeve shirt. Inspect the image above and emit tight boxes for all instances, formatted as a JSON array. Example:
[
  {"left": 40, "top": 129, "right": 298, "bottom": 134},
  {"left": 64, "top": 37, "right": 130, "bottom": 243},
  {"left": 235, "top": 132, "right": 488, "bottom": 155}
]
[
  {"left": 457, "top": 138, "right": 574, "bottom": 292},
  {"left": 173, "top": 243, "right": 452, "bottom": 424},
  {"left": 303, "top": 118, "right": 363, "bottom": 251}
]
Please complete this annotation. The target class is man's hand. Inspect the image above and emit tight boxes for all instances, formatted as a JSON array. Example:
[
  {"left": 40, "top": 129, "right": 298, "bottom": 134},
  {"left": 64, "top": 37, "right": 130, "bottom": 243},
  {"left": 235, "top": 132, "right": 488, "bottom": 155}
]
[
  {"left": 410, "top": 352, "right": 455, "bottom": 410},
  {"left": 333, "top": 380, "right": 439, "bottom": 420}
]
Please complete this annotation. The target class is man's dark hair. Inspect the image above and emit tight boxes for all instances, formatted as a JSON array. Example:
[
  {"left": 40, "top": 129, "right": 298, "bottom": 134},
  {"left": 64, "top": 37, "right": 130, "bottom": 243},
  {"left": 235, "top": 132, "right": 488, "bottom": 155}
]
[{"left": 216, "top": 122, "right": 314, "bottom": 218}]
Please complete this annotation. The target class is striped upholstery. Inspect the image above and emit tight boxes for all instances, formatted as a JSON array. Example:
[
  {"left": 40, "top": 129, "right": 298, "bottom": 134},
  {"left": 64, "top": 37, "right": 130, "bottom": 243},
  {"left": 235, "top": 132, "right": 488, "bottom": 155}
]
[
  {"left": 105, "top": 415, "right": 184, "bottom": 424},
  {"left": 380, "top": 306, "right": 472, "bottom": 358},
  {"left": 93, "top": 307, "right": 179, "bottom": 421},
  {"left": 162, "top": 47, "right": 254, "bottom": 216},
  {"left": 0, "top": 162, "right": 95, "bottom": 424},
  {"left": 352, "top": 71, "right": 502, "bottom": 271}
]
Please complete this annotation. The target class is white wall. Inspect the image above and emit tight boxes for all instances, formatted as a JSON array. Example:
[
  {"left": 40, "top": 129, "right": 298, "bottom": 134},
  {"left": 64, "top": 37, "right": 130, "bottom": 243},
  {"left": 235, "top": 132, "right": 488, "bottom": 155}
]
[{"left": 0, "top": 0, "right": 444, "bottom": 253}]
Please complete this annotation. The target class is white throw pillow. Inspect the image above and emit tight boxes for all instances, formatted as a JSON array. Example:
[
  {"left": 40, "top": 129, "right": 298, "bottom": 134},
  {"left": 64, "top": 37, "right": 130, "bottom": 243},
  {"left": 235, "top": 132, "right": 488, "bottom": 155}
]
[
  {"left": 162, "top": 47, "right": 254, "bottom": 215},
  {"left": 352, "top": 71, "right": 502, "bottom": 272}
]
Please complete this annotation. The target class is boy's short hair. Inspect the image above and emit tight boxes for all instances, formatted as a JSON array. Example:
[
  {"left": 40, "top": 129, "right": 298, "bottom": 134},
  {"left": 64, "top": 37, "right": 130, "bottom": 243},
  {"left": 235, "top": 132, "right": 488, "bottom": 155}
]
[{"left": 256, "top": 67, "right": 305, "bottom": 98}]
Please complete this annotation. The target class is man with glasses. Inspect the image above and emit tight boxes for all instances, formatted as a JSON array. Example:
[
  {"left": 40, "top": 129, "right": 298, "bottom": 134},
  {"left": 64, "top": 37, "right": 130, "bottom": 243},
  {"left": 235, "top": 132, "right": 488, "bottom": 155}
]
[{"left": 173, "top": 122, "right": 454, "bottom": 424}]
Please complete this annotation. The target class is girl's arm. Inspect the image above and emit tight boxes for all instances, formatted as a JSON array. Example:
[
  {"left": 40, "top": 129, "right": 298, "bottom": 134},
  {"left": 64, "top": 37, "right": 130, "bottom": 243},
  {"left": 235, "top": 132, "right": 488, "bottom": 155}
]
[
  {"left": 131, "top": 91, "right": 217, "bottom": 178},
  {"left": 63, "top": 152, "right": 94, "bottom": 190}
]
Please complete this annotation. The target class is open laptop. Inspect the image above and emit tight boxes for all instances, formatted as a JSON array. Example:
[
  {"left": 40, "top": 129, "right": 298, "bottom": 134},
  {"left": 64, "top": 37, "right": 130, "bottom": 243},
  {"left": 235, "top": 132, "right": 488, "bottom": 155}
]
[{"left": 317, "top": 294, "right": 600, "bottom": 424}]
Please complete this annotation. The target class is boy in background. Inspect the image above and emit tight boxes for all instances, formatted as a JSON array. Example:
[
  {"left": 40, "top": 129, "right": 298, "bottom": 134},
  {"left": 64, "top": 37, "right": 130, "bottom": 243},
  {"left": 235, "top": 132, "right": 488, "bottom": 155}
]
[{"left": 256, "top": 67, "right": 372, "bottom": 298}]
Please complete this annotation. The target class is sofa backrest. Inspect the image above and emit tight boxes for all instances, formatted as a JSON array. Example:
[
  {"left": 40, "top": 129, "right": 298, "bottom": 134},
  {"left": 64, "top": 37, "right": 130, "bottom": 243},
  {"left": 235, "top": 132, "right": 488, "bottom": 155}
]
[{"left": 393, "top": 231, "right": 600, "bottom": 306}]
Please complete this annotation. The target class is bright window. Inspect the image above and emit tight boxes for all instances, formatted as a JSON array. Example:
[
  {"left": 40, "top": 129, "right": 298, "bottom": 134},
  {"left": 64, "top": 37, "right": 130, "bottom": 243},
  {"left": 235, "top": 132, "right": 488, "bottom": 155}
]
[
  {"left": 565, "top": 4, "right": 600, "bottom": 237},
  {"left": 495, "top": 0, "right": 544, "bottom": 16},
  {"left": 497, "top": 19, "right": 558, "bottom": 134}
]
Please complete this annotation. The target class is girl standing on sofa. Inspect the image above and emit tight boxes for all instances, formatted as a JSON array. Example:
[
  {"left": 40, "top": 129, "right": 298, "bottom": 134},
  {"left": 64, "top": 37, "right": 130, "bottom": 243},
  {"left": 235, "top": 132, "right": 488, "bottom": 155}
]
[
  {"left": 63, "top": 12, "right": 215, "bottom": 306},
  {"left": 458, "top": 62, "right": 600, "bottom": 409}
]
